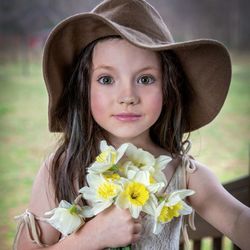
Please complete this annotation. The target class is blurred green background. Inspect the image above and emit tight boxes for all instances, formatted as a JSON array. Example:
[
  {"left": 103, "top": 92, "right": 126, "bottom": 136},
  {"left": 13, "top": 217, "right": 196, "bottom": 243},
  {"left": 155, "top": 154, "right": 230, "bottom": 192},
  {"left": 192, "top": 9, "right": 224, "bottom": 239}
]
[
  {"left": 0, "top": 50, "right": 249, "bottom": 250},
  {"left": 0, "top": 1, "right": 250, "bottom": 249}
]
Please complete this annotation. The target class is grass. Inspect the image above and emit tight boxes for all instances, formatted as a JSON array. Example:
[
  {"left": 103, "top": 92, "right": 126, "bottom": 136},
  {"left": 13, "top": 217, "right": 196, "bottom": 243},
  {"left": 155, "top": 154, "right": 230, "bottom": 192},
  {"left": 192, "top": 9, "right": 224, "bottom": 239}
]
[{"left": 0, "top": 54, "right": 249, "bottom": 249}]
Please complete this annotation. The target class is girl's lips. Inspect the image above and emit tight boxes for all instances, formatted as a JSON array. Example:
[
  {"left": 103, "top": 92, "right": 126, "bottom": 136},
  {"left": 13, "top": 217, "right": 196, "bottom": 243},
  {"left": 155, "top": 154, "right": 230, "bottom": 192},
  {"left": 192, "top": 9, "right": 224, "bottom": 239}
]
[{"left": 113, "top": 113, "right": 142, "bottom": 121}]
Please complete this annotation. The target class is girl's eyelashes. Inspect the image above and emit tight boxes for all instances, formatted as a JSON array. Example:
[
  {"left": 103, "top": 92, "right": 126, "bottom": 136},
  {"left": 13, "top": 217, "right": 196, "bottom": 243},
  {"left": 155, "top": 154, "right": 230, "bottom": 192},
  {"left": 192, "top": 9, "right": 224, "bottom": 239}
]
[
  {"left": 97, "top": 75, "right": 114, "bottom": 85},
  {"left": 137, "top": 74, "right": 156, "bottom": 85},
  {"left": 96, "top": 74, "right": 156, "bottom": 85}
]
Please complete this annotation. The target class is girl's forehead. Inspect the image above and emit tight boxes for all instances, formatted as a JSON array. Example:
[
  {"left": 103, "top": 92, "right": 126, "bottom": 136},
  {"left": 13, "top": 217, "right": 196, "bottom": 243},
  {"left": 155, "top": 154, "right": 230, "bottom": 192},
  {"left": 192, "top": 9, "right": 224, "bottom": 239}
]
[{"left": 92, "top": 38, "right": 161, "bottom": 70}]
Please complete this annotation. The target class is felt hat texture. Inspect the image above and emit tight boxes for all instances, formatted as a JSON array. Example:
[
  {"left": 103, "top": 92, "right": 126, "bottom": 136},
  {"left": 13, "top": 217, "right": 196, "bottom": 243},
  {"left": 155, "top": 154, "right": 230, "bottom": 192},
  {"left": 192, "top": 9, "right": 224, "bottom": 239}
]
[{"left": 43, "top": 0, "right": 231, "bottom": 132}]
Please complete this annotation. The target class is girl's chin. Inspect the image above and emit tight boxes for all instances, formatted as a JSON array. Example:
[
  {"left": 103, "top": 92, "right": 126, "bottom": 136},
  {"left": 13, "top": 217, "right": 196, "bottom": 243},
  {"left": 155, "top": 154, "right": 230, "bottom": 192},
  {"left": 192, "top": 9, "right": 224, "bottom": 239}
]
[{"left": 105, "top": 131, "right": 151, "bottom": 146}]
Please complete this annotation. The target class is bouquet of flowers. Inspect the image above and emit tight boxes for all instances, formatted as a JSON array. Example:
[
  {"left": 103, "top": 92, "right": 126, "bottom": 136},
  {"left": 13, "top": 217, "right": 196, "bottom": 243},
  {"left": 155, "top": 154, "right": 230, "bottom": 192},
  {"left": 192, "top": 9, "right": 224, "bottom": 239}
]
[{"left": 44, "top": 141, "right": 194, "bottom": 248}]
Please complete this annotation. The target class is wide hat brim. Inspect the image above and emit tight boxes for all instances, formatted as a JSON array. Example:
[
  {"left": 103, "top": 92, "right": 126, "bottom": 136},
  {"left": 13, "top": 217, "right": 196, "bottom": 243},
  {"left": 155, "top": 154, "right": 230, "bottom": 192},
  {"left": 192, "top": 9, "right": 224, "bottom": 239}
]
[{"left": 43, "top": 0, "right": 231, "bottom": 133}]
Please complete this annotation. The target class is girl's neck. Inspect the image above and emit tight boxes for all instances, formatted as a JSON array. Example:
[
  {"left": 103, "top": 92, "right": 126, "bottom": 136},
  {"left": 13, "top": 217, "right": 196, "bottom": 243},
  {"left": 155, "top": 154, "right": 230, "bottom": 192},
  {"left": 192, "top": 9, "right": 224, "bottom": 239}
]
[{"left": 106, "top": 132, "right": 170, "bottom": 157}]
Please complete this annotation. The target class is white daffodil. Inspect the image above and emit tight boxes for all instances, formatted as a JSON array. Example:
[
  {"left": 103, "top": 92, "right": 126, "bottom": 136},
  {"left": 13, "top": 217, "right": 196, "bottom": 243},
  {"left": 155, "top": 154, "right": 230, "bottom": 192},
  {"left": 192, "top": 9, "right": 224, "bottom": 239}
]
[
  {"left": 152, "top": 189, "right": 195, "bottom": 234},
  {"left": 124, "top": 154, "right": 172, "bottom": 186},
  {"left": 150, "top": 155, "right": 172, "bottom": 185},
  {"left": 115, "top": 170, "right": 164, "bottom": 218},
  {"left": 125, "top": 143, "right": 156, "bottom": 171},
  {"left": 88, "top": 140, "right": 128, "bottom": 174},
  {"left": 79, "top": 173, "right": 121, "bottom": 215},
  {"left": 45, "top": 200, "right": 93, "bottom": 236}
]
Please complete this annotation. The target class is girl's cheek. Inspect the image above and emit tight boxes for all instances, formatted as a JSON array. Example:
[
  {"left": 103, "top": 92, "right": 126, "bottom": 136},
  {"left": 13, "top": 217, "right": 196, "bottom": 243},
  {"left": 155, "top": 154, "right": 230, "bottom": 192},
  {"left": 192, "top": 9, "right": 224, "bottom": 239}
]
[
  {"left": 152, "top": 96, "right": 163, "bottom": 115},
  {"left": 145, "top": 88, "right": 163, "bottom": 109},
  {"left": 90, "top": 89, "right": 108, "bottom": 115}
]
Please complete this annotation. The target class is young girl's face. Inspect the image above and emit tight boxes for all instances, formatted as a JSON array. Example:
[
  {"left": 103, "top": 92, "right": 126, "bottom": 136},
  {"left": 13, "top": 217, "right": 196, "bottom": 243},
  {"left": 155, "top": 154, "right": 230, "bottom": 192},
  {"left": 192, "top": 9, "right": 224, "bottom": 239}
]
[{"left": 90, "top": 38, "right": 163, "bottom": 146}]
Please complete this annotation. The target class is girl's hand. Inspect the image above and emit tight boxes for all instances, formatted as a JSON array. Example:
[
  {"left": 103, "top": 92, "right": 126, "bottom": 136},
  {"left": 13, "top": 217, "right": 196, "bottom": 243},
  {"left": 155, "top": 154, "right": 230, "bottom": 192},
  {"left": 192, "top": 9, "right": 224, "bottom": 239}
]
[{"left": 84, "top": 205, "right": 142, "bottom": 249}]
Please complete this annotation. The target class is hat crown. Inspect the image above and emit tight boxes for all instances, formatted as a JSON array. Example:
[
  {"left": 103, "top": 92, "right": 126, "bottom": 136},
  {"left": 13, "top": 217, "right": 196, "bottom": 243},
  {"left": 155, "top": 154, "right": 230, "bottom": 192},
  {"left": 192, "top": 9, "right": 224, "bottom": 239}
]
[{"left": 92, "top": 0, "right": 174, "bottom": 45}]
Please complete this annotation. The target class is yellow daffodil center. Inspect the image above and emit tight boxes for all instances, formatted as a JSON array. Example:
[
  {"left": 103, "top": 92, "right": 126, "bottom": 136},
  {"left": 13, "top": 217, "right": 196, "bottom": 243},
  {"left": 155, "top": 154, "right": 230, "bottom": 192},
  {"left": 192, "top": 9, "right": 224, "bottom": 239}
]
[
  {"left": 158, "top": 202, "right": 183, "bottom": 223},
  {"left": 103, "top": 173, "right": 121, "bottom": 181},
  {"left": 97, "top": 182, "right": 118, "bottom": 200},
  {"left": 125, "top": 182, "right": 149, "bottom": 206},
  {"left": 96, "top": 150, "right": 117, "bottom": 164}
]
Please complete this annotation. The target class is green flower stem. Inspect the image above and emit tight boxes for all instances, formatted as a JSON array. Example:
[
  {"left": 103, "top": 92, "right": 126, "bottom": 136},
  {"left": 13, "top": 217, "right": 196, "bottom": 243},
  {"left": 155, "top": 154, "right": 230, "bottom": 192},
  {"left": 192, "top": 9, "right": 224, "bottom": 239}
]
[
  {"left": 110, "top": 164, "right": 119, "bottom": 172},
  {"left": 69, "top": 205, "right": 77, "bottom": 215}
]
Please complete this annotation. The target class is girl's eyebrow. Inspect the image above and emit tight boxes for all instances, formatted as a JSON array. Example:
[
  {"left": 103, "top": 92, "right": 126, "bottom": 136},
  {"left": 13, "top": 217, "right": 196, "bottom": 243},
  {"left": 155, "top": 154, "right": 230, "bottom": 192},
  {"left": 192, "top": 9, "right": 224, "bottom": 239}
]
[
  {"left": 93, "top": 65, "right": 160, "bottom": 73},
  {"left": 92, "top": 65, "right": 115, "bottom": 72},
  {"left": 136, "top": 66, "right": 160, "bottom": 73}
]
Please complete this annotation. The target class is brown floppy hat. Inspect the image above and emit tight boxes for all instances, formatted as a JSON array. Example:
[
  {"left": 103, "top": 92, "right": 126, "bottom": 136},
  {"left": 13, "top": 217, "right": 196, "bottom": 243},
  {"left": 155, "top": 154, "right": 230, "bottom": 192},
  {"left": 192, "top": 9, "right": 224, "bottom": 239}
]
[{"left": 43, "top": 0, "right": 231, "bottom": 133}]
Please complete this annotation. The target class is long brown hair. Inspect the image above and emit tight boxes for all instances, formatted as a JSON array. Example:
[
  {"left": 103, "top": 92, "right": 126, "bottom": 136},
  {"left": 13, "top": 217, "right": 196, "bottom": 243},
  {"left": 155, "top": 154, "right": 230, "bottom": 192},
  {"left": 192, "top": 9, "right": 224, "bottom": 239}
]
[
  {"left": 150, "top": 51, "right": 190, "bottom": 154},
  {"left": 50, "top": 37, "right": 190, "bottom": 203}
]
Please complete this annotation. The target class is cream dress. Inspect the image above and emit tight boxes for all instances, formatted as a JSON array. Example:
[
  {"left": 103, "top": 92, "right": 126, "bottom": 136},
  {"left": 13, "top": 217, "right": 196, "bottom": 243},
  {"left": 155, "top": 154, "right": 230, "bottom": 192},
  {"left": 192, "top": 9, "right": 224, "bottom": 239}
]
[{"left": 133, "top": 154, "right": 196, "bottom": 250}]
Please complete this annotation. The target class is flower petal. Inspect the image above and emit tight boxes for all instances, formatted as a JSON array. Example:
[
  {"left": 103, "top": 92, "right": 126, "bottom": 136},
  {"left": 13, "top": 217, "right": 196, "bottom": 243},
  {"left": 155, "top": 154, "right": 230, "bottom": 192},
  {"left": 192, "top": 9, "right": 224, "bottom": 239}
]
[
  {"left": 80, "top": 206, "right": 94, "bottom": 218},
  {"left": 166, "top": 189, "right": 195, "bottom": 206},
  {"left": 155, "top": 155, "right": 172, "bottom": 170},
  {"left": 92, "top": 201, "right": 112, "bottom": 215},
  {"left": 46, "top": 208, "right": 82, "bottom": 236},
  {"left": 100, "top": 140, "right": 110, "bottom": 151},
  {"left": 127, "top": 169, "right": 137, "bottom": 180},
  {"left": 153, "top": 171, "right": 168, "bottom": 185},
  {"left": 115, "top": 192, "right": 129, "bottom": 209},
  {"left": 116, "top": 143, "right": 129, "bottom": 162},
  {"left": 147, "top": 182, "right": 165, "bottom": 193},
  {"left": 133, "top": 171, "right": 150, "bottom": 185},
  {"left": 152, "top": 221, "right": 165, "bottom": 235},
  {"left": 88, "top": 162, "right": 112, "bottom": 174},
  {"left": 87, "top": 173, "right": 104, "bottom": 187},
  {"left": 179, "top": 201, "right": 193, "bottom": 215},
  {"left": 142, "top": 196, "right": 157, "bottom": 216},
  {"left": 155, "top": 201, "right": 165, "bottom": 218},
  {"left": 126, "top": 144, "right": 155, "bottom": 169},
  {"left": 80, "top": 186, "right": 102, "bottom": 203},
  {"left": 130, "top": 204, "right": 141, "bottom": 219}
]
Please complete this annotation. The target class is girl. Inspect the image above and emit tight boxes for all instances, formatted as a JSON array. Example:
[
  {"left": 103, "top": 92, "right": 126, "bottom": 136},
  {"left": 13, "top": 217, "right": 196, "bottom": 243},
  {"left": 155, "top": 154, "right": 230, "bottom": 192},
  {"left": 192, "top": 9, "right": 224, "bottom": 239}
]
[{"left": 14, "top": 0, "right": 250, "bottom": 249}]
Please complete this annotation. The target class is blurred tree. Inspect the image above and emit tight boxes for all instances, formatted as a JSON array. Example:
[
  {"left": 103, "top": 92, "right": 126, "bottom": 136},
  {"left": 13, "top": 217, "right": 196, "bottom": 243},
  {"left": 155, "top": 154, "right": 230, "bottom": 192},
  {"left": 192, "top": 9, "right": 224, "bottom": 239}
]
[
  {"left": 149, "top": 0, "right": 250, "bottom": 50},
  {"left": 0, "top": 0, "right": 249, "bottom": 51},
  {"left": 0, "top": 0, "right": 101, "bottom": 35}
]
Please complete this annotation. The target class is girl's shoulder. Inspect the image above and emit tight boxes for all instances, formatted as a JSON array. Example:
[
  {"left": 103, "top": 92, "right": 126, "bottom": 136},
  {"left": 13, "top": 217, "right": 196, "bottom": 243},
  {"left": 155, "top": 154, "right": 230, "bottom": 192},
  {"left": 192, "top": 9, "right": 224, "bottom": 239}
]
[
  {"left": 14, "top": 153, "right": 62, "bottom": 248},
  {"left": 184, "top": 158, "right": 227, "bottom": 209},
  {"left": 29, "top": 152, "right": 58, "bottom": 213},
  {"left": 185, "top": 158, "right": 220, "bottom": 188}
]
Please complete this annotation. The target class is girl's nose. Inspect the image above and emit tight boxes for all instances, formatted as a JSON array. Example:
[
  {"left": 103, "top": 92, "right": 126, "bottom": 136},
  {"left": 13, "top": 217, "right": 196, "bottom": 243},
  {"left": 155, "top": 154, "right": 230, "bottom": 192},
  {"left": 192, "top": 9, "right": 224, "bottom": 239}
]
[
  {"left": 118, "top": 95, "right": 139, "bottom": 105},
  {"left": 117, "top": 80, "right": 140, "bottom": 105}
]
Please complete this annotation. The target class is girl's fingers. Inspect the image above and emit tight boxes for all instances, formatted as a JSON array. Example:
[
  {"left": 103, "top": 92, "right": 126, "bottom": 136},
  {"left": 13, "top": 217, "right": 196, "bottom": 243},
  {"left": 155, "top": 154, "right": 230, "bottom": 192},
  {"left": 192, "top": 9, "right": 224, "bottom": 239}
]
[
  {"left": 133, "top": 221, "right": 142, "bottom": 234},
  {"left": 132, "top": 233, "right": 141, "bottom": 243},
  {"left": 133, "top": 215, "right": 142, "bottom": 223}
]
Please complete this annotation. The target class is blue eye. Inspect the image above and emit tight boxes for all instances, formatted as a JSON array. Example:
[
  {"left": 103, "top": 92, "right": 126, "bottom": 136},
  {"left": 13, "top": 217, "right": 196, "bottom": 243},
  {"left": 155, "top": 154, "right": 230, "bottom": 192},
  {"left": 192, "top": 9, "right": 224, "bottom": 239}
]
[
  {"left": 137, "top": 75, "right": 155, "bottom": 85},
  {"left": 97, "top": 75, "right": 113, "bottom": 85}
]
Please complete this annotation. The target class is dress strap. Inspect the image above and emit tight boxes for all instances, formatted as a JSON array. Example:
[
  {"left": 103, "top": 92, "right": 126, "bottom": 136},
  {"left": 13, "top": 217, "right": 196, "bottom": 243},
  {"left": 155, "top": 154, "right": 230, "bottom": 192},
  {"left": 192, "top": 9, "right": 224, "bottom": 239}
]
[
  {"left": 180, "top": 140, "right": 197, "bottom": 248},
  {"left": 13, "top": 210, "right": 47, "bottom": 249},
  {"left": 181, "top": 140, "right": 197, "bottom": 189}
]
